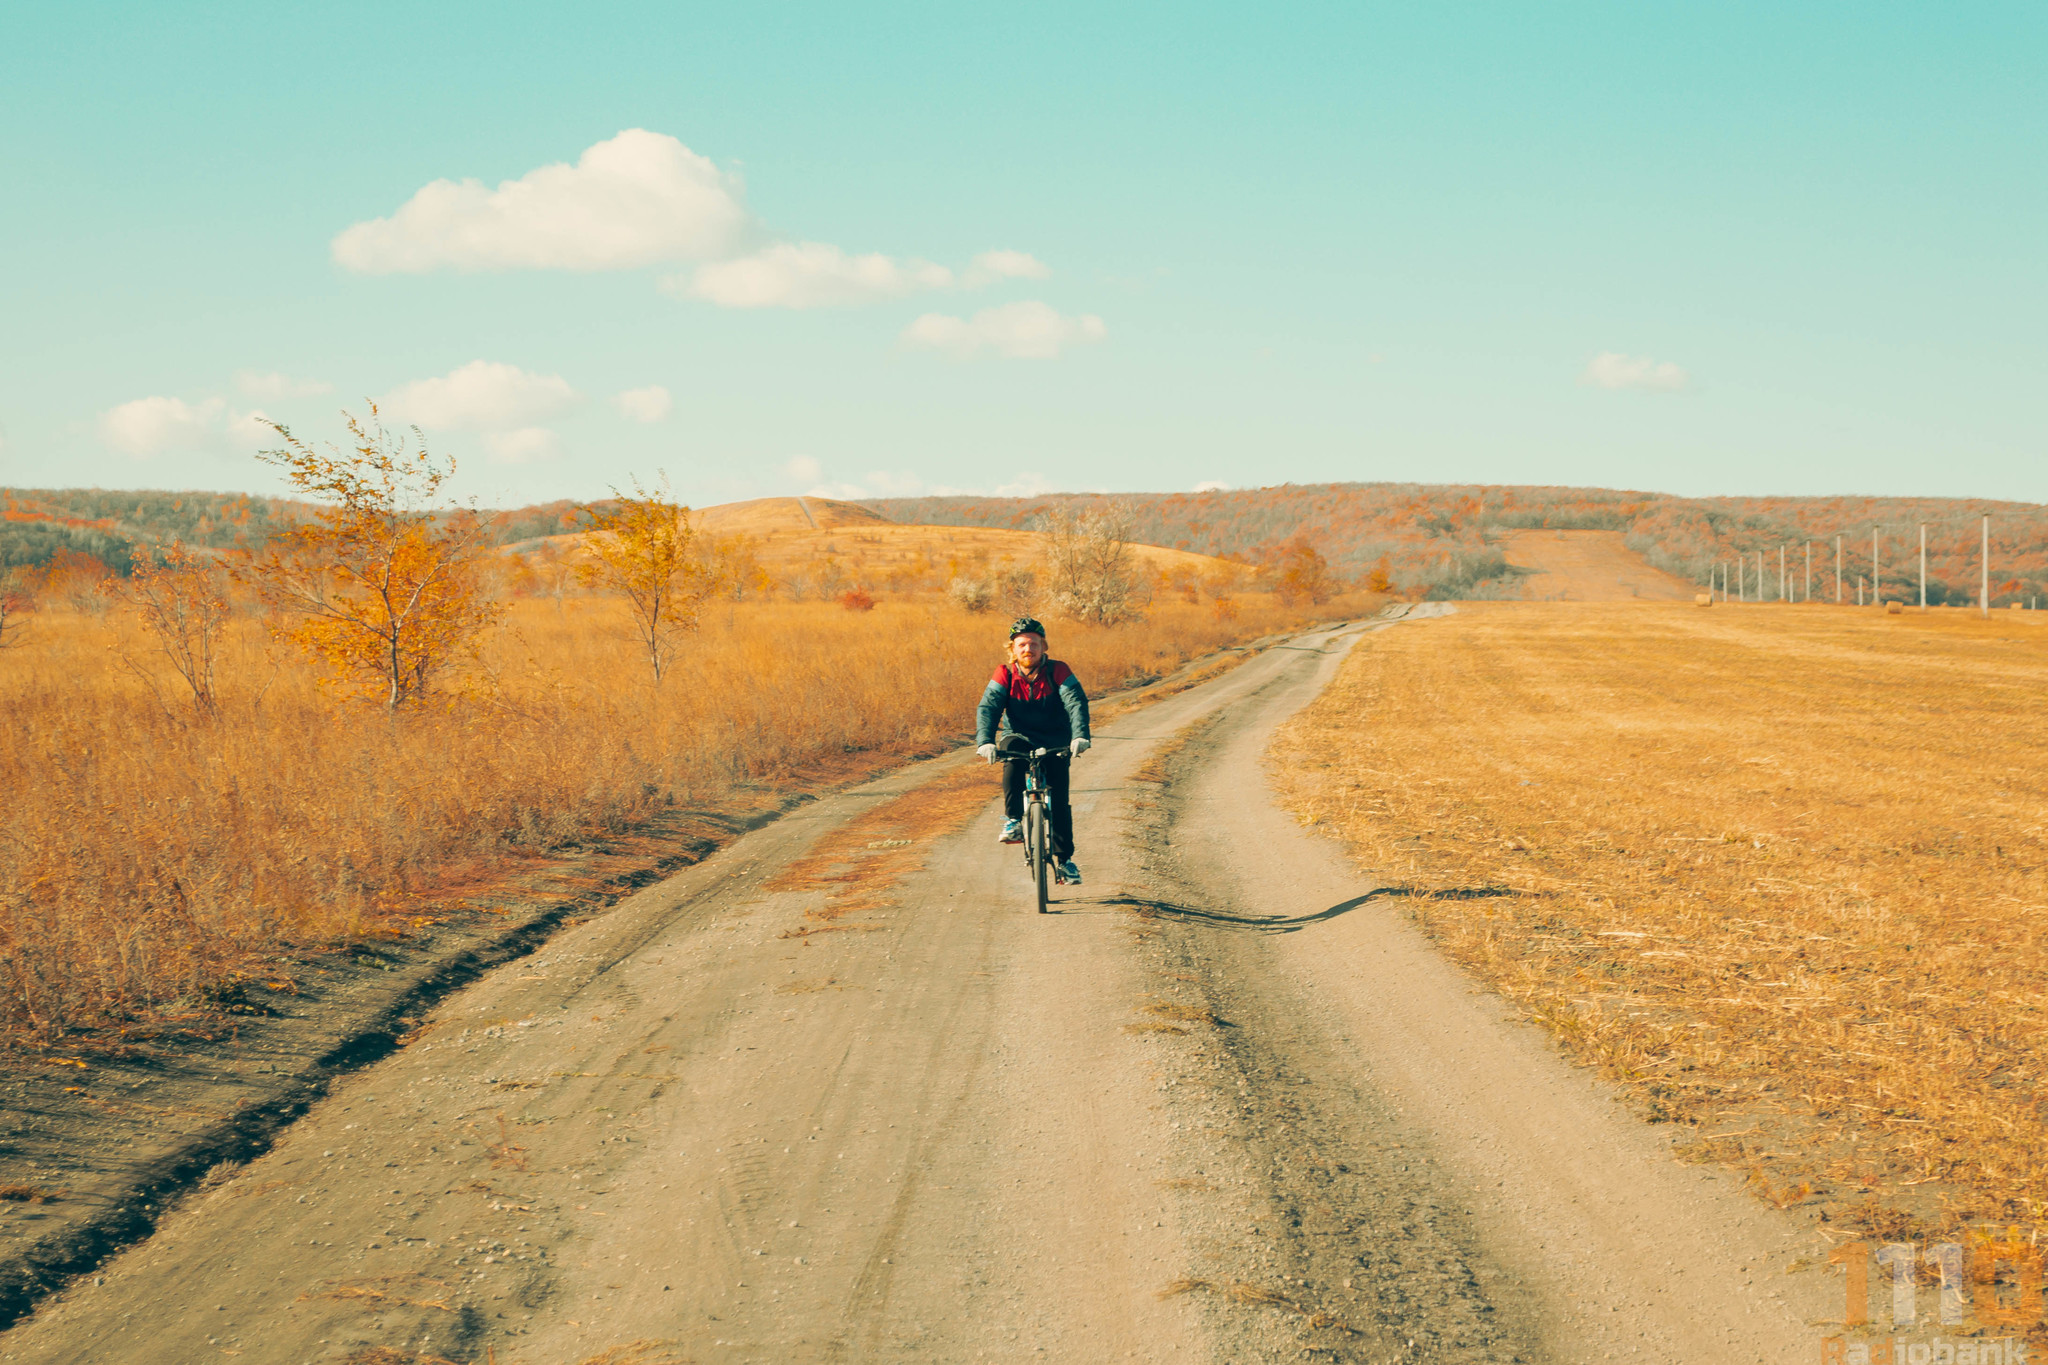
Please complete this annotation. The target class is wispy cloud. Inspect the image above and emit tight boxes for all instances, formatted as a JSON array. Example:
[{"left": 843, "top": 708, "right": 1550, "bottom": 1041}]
[
  {"left": 676, "top": 242, "right": 953, "bottom": 309},
  {"left": 382, "top": 360, "right": 581, "bottom": 430},
  {"left": 484, "top": 427, "right": 562, "bottom": 463},
  {"left": 902, "top": 302, "right": 1106, "bottom": 359},
  {"left": 612, "top": 385, "right": 673, "bottom": 423},
  {"left": 98, "top": 396, "right": 273, "bottom": 457},
  {"left": 1581, "top": 351, "right": 1688, "bottom": 392},
  {"left": 963, "top": 249, "right": 1050, "bottom": 286}
]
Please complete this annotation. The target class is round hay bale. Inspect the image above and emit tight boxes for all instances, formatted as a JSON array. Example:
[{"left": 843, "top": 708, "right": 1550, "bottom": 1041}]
[
  {"left": 1885, "top": 600, "right": 1904, "bottom": 614},
  {"left": 1694, "top": 593, "right": 1713, "bottom": 607}
]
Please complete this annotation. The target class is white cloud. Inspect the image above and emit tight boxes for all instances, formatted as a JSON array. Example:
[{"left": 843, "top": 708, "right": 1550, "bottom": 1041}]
[
  {"left": 612, "top": 385, "right": 673, "bottom": 423},
  {"left": 676, "top": 242, "right": 952, "bottom": 309},
  {"left": 101, "top": 396, "right": 224, "bottom": 455},
  {"left": 333, "top": 129, "right": 753, "bottom": 274},
  {"left": 382, "top": 360, "right": 580, "bottom": 430},
  {"left": 995, "top": 472, "right": 1054, "bottom": 498},
  {"left": 804, "top": 480, "right": 874, "bottom": 500},
  {"left": 1581, "top": 351, "right": 1688, "bottom": 392},
  {"left": 1192, "top": 480, "right": 1231, "bottom": 492},
  {"left": 902, "top": 301, "right": 1107, "bottom": 359},
  {"left": 485, "top": 427, "right": 561, "bottom": 463},
  {"left": 792, "top": 461, "right": 977, "bottom": 500},
  {"left": 234, "top": 370, "right": 333, "bottom": 399},
  {"left": 98, "top": 396, "right": 274, "bottom": 456},
  {"left": 963, "top": 249, "right": 1051, "bottom": 286},
  {"left": 228, "top": 409, "right": 278, "bottom": 448}
]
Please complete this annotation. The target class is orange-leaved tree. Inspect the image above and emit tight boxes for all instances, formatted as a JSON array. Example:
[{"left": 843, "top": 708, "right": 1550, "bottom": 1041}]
[
  {"left": 0, "top": 569, "right": 33, "bottom": 648},
  {"left": 1272, "top": 537, "right": 1334, "bottom": 605},
  {"left": 580, "top": 478, "right": 720, "bottom": 682},
  {"left": 252, "top": 407, "right": 502, "bottom": 709},
  {"left": 115, "top": 541, "right": 232, "bottom": 715}
]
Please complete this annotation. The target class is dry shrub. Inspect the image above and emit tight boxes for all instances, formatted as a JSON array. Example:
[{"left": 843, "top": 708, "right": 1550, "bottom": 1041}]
[
  {"left": 1271, "top": 601, "right": 2048, "bottom": 1229},
  {"left": 0, "top": 590, "right": 1331, "bottom": 1042}
]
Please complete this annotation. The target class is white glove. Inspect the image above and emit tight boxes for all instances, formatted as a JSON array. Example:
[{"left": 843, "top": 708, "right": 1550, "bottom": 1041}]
[
  {"left": 1071, "top": 738, "right": 1091, "bottom": 756},
  {"left": 977, "top": 743, "right": 997, "bottom": 764}
]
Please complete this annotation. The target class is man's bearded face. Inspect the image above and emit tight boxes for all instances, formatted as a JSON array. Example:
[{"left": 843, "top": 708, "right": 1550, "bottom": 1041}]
[{"left": 1011, "top": 633, "right": 1046, "bottom": 669}]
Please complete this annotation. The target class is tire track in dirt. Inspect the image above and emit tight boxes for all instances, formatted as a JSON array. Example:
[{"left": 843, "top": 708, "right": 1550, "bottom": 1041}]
[{"left": 1121, "top": 700, "right": 1544, "bottom": 1362}]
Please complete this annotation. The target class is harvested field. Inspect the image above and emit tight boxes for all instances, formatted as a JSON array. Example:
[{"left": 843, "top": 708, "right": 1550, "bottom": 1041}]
[
  {"left": 1271, "top": 600, "right": 2048, "bottom": 1236},
  {"left": 1497, "top": 528, "right": 1698, "bottom": 601}
]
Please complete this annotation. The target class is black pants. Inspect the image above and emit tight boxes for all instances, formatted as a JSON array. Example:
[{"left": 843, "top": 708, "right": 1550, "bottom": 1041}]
[{"left": 1002, "top": 756, "right": 1074, "bottom": 860}]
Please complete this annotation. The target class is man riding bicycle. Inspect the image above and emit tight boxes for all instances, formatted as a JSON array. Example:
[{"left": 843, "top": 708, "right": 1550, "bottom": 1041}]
[{"left": 975, "top": 617, "right": 1091, "bottom": 884}]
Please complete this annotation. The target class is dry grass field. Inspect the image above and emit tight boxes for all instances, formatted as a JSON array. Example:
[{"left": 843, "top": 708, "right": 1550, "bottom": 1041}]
[
  {"left": 1498, "top": 528, "right": 1699, "bottom": 601},
  {"left": 0, "top": 581, "right": 1353, "bottom": 1047},
  {"left": 1272, "top": 600, "right": 2048, "bottom": 1235},
  {"left": 520, "top": 495, "right": 1247, "bottom": 599}
]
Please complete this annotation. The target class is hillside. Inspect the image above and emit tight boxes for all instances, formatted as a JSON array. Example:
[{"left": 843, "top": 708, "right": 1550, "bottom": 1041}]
[
  {"left": 12, "top": 482, "right": 2045, "bottom": 606},
  {"left": 865, "top": 485, "right": 2048, "bottom": 605},
  {"left": 696, "top": 496, "right": 892, "bottom": 534},
  {"left": 509, "top": 495, "right": 1248, "bottom": 601},
  {"left": 1498, "top": 530, "right": 1698, "bottom": 601}
]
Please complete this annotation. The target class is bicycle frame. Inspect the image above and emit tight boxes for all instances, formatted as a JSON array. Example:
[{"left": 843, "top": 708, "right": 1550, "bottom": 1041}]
[{"left": 1002, "top": 742, "right": 1069, "bottom": 914}]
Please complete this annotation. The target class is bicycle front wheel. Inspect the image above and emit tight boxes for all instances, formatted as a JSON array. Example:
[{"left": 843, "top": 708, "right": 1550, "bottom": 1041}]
[{"left": 1027, "top": 802, "right": 1049, "bottom": 913}]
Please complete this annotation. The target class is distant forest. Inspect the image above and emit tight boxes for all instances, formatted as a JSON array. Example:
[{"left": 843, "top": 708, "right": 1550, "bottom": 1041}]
[
  {"left": 8, "top": 483, "right": 2044, "bottom": 605},
  {"left": 0, "top": 489, "right": 596, "bottom": 576},
  {"left": 865, "top": 485, "right": 2048, "bottom": 605}
]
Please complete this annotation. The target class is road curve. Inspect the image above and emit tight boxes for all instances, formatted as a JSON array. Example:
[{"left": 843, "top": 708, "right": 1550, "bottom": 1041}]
[{"left": 0, "top": 619, "right": 1834, "bottom": 1364}]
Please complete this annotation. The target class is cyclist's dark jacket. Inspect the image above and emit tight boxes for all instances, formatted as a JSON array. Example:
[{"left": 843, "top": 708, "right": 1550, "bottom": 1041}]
[{"left": 977, "top": 660, "right": 1090, "bottom": 748}]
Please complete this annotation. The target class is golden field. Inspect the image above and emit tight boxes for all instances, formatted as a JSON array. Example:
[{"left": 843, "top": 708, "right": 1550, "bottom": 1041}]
[
  {"left": 0, "top": 582, "right": 1353, "bottom": 1045},
  {"left": 1272, "top": 600, "right": 2048, "bottom": 1233},
  {"left": 519, "top": 495, "right": 1248, "bottom": 600}
]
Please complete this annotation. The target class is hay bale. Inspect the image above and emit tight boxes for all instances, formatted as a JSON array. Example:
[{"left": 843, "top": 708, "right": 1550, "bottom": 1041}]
[
  {"left": 1695, "top": 594, "right": 1713, "bottom": 607},
  {"left": 1886, "top": 600, "right": 1904, "bottom": 614}
]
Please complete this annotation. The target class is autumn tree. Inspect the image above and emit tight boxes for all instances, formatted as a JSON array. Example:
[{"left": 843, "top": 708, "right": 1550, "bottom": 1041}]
[
  {"left": 115, "top": 542, "right": 232, "bottom": 715},
  {"left": 714, "top": 534, "right": 771, "bottom": 602},
  {"left": 1273, "top": 537, "right": 1335, "bottom": 606},
  {"left": 1363, "top": 554, "right": 1394, "bottom": 594},
  {"left": 580, "top": 478, "right": 718, "bottom": 682},
  {"left": 252, "top": 407, "right": 502, "bottom": 709},
  {"left": 1042, "top": 501, "right": 1140, "bottom": 625},
  {"left": 0, "top": 570, "right": 33, "bottom": 649},
  {"left": 37, "top": 548, "right": 114, "bottom": 615}
]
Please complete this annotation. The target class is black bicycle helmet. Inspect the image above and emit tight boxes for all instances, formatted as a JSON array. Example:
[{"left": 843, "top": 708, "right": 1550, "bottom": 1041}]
[{"left": 1008, "top": 616, "right": 1047, "bottom": 640}]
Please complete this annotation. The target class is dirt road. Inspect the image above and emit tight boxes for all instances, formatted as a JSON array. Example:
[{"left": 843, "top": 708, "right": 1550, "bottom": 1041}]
[
  {"left": 0, "top": 619, "right": 1836, "bottom": 1364},
  {"left": 1498, "top": 529, "right": 1698, "bottom": 601}
]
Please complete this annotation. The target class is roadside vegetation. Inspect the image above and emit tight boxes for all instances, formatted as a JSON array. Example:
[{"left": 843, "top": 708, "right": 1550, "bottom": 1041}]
[
  {"left": 0, "top": 418, "right": 1378, "bottom": 1047},
  {"left": 1271, "top": 601, "right": 2048, "bottom": 1236}
]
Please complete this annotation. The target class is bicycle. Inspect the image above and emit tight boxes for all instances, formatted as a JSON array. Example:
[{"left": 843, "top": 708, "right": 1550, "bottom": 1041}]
[{"left": 995, "top": 735, "right": 1071, "bottom": 914}]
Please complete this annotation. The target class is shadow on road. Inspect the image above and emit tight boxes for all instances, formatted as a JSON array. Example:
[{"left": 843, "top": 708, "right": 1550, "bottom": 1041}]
[{"left": 1047, "top": 884, "right": 1517, "bottom": 928}]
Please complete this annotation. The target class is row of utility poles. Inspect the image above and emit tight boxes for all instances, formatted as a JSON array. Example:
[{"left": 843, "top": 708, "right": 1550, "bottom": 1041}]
[{"left": 1706, "top": 516, "right": 2004, "bottom": 615}]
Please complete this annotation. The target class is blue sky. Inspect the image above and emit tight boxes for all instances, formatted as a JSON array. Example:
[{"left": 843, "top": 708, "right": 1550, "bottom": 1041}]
[{"left": 2, "top": 2, "right": 2041, "bottom": 508}]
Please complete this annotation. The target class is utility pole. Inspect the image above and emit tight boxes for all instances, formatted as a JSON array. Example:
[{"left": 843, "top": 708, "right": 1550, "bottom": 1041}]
[
  {"left": 1982, "top": 515, "right": 1991, "bottom": 617},
  {"left": 1919, "top": 523, "right": 1927, "bottom": 611},
  {"left": 1872, "top": 527, "right": 1880, "bottom": 606},
  {"left": 1836, "top": 535, "right": 1843, "bottom": 603},
  {"left": 1779, "top": 545, "right": 1786, "bottom": 602},
  {"left": 1806, "top": 542, "right": 1812, "bottom": 603}
]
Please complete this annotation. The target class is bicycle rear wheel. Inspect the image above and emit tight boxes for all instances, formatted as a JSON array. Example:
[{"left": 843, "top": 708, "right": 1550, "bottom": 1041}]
[{"left": 1027, "top": 802, "right": 1049, "bottom": 913}]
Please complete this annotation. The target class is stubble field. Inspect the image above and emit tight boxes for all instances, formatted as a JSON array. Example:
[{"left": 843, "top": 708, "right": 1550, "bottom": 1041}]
[{"left": 1272, "top": 600, "right": 2048, "bottom": 1236}]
